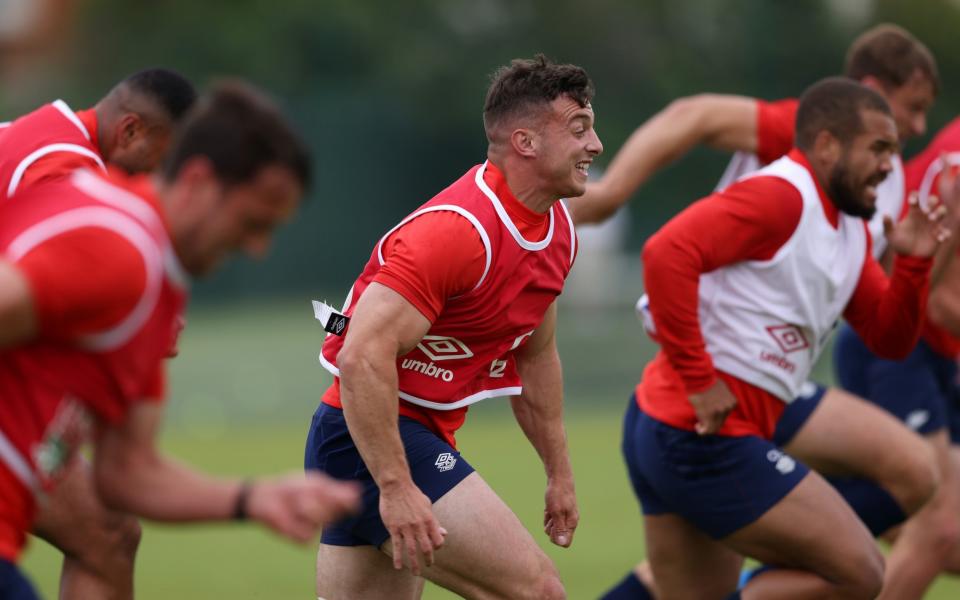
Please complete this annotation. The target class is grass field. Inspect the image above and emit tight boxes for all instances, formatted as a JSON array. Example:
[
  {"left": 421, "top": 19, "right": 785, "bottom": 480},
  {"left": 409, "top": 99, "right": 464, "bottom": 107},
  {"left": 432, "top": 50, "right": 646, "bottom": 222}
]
[{"left": 19, "top": 297, "right": 960, "bottom": 598}]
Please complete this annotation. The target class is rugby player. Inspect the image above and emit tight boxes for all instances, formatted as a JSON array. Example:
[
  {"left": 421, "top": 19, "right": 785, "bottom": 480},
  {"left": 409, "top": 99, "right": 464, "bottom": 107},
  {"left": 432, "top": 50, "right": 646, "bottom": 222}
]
[
  {"left": 306, "top": 55, "right": 600, "bottom": 599},
  {"left": 0, "top": 81, "right": 359, "bottom": 600},
  {"left": 575, "top": 25, "right": 947, "bottom": 599},
  {"left": 0, "top": 67, "right": 197, "bottom": 600},
  {"left": 828, "top": 119, "right": 960, "bottom": 599},
  {"left": 621, "top": 77, "right": 954, "bottom": 600}
]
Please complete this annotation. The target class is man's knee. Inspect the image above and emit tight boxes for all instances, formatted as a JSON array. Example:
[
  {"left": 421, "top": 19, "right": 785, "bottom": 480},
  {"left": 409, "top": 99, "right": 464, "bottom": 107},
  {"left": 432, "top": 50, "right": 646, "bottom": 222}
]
[
  {"left": 518, "top": 565, "right": 565, "bottom": 600},
  {"left": 836, "top": 545, "right": 884, "bottom": 599},
  {"left": 887, "top": 440, "right": 938, "bottom": 514},
  {"left": 70, "top": 514, "right": 141, "bottom": 569}
]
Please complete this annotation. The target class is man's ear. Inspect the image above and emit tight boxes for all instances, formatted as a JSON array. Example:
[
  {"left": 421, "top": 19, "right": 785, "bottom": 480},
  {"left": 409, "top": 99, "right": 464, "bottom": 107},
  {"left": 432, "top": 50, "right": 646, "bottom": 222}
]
[
  {"left": 510, "top": 128, "right": 538, "bottom": 158},
  {"left": 115, "top": 113, "right": 144, "bottom": 148},
  {"left": 811, "top": 129, "right": 842, "bottom": 165},
  {"left": 858, "top": 75, "right": 884, "bottom": 95}
]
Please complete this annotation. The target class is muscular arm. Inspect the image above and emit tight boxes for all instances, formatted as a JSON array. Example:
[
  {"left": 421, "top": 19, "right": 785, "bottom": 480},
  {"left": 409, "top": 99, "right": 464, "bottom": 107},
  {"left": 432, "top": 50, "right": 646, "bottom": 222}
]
[
  {"left": 569, "top": 94, "right": 759, "bottom": 224},
  {"left": 338, "top": 282, "right": 432, "bottom": 492},
  {"left": 94, "top": 402, "right": 357, "bottom": 542},
  {"left": 337, "top": 282, "right": 445, "bottom": 571},
  {"left": 94, "top": 402, "right": 242, "bottom": 522},
  {"left": 511, "top": 302, "right": 577, "bottom": 547},
  {"left": 643, "top": 177, "right": 802, "bottom": 392},
  {"left": 0, "top": 260, "right": 36, "bottom": 347}
]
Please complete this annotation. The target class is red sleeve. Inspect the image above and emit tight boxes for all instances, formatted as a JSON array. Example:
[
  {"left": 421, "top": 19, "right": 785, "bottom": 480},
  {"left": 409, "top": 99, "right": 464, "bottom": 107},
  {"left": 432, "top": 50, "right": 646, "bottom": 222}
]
[
  {"left": 19, "top": 152, "right": 103, "bottom": 190},
  {"left": 16, "top": 227, "right": 146, "bottom": 340},
  {"left": 756, "top": 99, "right": 799, "bottom": 164},
  {"left": 372, "top": 211, "right": 486, "bottom": 322},
  {"left": 843, "top": 253, "right": 932, "bottom": 358},
  {"left": 140, "top": 364, "right": 167, "bottom": 402},
  {"left": 642, "top": 176, "right": 803, "bottom": 393}
]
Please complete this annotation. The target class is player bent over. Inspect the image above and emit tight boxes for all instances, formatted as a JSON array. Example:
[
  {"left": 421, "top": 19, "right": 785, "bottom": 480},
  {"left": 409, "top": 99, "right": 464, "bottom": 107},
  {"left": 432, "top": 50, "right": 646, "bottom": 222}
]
[
  {"left": 305, "top": 55, "right": 601, "bottom": 600},
  {"left": 0, "top": 67, "right": 198, "bottom": 600},
  {"left": 622, "top": 78, "right": 957, "bottom": 600},
  {"left": 0, "top": 82, "right": 359, "bottom": 599}
]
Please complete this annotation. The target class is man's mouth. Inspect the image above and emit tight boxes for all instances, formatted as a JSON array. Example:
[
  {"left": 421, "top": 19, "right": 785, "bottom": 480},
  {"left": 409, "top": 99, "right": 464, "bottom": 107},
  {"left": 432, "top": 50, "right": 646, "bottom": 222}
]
[{"left": 575, "top": 160, "right": 591, "bottom": 177}]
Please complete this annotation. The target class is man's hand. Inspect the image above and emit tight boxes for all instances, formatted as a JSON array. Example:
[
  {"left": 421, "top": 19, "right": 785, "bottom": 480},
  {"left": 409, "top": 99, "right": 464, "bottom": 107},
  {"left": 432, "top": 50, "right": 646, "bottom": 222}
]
[
  {"left": 246, "top": 472, "right": 360, "bottom": 543},
  {"left": 380, "top": 481, "right": 447, "bottom": 575},
  {"left": 689, "top": 379, "right": 738, "bottom": 435},
  {"left": 543, "top": 474, "right": 578, "bottom": 548},
  {"left": 887, "top": 157, "right": 960, "bottom": 259}
]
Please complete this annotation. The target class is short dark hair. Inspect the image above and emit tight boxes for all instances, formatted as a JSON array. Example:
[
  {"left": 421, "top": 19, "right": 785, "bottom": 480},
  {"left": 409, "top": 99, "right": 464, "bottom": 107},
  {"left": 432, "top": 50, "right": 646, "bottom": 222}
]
[
  {"left": 122, "top": 68, "right": 197, "bottom": 122},
  {"left": 795, "top": 77, "right": 892, "bottom": 152},
  {"left": 483, "top": 54, "right": 594, "bottom": 137},
  {"left": 844, "top": 24, "right": 940, "bottom": 95},
  {"left": 161, "top": 80, "right": 311, "bottom": 189}
]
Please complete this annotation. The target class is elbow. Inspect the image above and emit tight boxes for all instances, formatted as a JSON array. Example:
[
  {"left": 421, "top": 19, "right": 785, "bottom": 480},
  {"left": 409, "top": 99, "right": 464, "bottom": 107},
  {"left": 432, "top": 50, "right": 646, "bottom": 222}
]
[
  {"left": 337, "top": 342, "right": 367, "bottom": 384},
  {"left": 641, "top": 232, "right": 669, "bottom": 276},
  {"left": 927, "top": 291, "right": 953, "bottom": 331},
  {"left": 94, "top": 454, "right": 134, "bottom": 512}
]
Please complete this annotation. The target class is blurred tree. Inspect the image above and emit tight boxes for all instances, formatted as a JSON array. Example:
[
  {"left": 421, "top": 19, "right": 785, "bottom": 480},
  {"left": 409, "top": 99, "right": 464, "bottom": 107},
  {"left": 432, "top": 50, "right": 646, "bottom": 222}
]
[{"left": 4, "top": 0, "right": 958, "bottom": 297}]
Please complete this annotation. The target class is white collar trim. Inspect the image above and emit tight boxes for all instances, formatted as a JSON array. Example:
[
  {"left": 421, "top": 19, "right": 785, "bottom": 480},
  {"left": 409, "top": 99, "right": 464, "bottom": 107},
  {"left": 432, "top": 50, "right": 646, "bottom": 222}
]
[{"left": 474, "top": 161, "right": 554, "bottom": 251}]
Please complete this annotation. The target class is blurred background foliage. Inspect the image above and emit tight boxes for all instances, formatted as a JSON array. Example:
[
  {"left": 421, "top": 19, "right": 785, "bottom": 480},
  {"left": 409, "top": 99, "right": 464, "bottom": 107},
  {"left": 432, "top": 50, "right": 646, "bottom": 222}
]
[
  {"left": 8, "top": 1, "right": 960, "bottom": 596},
  {"left": 7, "top": 0, "right": 960, "bottom": 300}
]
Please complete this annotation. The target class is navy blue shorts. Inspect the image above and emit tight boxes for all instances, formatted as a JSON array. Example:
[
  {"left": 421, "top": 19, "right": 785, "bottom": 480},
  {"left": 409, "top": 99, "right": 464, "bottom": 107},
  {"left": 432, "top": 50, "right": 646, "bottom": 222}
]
[
  {"left": 622, "top": 397, "right": 809, "bottom": 539},
  {"left": 0, "top": 560, "right": 38, "bottom": 600},
  {"left": 304, "top": 403, "right": 475, "bottom": 547},
  {"left": 772, "top": 381, "right": 828, "bottom": 447},
  {"left": 834, "top": 324, "right": 956, "bottom": 439}
]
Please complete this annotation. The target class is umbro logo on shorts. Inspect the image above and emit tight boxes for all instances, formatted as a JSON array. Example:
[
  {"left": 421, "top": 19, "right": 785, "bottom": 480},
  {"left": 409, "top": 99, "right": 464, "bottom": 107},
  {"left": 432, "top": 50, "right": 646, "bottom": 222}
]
[
  {"left": 906, "top": 410, "right": 930, "bottom": 431},
  {"left": 766, "top": 449, "right": 796, "bottom": 475},
  {"left": 435, "top": 452, "right": 457, "bottom": 472}
]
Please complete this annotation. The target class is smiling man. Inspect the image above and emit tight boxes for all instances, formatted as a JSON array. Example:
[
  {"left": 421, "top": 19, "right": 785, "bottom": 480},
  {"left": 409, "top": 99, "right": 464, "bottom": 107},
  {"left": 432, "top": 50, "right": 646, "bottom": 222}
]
[
  {"left": 625, "top": 77, "right": 955, "bottom": 599},
  {"left": 306, "top": 54, "right": 602, "bottom": 599}
]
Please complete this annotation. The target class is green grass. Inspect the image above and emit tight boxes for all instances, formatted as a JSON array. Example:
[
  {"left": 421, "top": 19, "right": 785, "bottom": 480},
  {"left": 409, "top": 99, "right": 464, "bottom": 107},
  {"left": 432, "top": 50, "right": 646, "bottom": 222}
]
[{"left": 18, "top": 298, "right": 960, "bottom": 598}]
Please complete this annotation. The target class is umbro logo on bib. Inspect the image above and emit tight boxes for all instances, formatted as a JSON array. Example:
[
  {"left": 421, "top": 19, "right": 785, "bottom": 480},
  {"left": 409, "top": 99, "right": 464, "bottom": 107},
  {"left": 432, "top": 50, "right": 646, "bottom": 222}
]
[{"left": 765, "top": 324, "right": 810, "bottom": 354}]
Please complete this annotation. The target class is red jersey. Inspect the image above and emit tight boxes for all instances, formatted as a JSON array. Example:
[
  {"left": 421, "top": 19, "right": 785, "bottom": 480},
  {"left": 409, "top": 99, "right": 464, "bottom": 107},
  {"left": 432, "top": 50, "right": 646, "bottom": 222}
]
[
  {"left": 0, "top": 169, "right": 188, "bottom": 560},
  {"left": 905, "top": 116, "right": 960, "bottom": 358},
  {"left": 320, "top": 161, "right": 576, "bottom": 447},
  {"left": 0, "top": 100, "right": 105, "bottom": 202},
  {"left": 640, "top": 150, "right": 931, "bottom": 439}
]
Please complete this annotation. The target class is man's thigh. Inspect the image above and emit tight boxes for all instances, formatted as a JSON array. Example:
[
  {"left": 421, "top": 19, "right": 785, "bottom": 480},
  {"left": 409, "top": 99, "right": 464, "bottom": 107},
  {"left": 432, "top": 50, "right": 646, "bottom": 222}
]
[
  {"left": 316, "top": 543, "right": 424, "bottom": 600},
  {"left": 726, "top": 470, "right": 882, "bottom": 589},
  {"left": 782, "top": 387, "right": 934, "bottom": 500},
  {"left": 643, "top": 513, "right": 743, "bottom": 600},
  {"left": 305, "top": 404, "right": 474, "bottom": 548},
  {"left": 402, "top": 471, "right": 560, "bottom": 600}
]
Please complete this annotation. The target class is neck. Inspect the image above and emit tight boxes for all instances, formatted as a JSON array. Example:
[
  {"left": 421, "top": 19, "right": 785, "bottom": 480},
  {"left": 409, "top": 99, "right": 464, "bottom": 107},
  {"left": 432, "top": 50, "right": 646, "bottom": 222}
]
[
  {"left": 801, "top": 149, "right": 832, "bottom": 195},
  {"left": 488, "top": 152, "right": 557, "bottom": 214},
  {"left": 92, "top": 102, "right": 111, "bottom": 157}
]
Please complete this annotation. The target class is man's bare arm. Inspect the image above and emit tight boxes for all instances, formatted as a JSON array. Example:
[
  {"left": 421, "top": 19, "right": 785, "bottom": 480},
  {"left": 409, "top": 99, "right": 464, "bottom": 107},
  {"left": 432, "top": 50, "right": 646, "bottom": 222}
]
[
  {"left": 337, "top": 282, "right": 445, "bottom": 574},
  {"left": 511, "top": 302, "right": 578, "bottom": 547},
  {"left": 569, "top": 94, "right": 758, "bottom": 225},
  {"left": 94, "top": 402, "right": 358, "bottom": 543}
]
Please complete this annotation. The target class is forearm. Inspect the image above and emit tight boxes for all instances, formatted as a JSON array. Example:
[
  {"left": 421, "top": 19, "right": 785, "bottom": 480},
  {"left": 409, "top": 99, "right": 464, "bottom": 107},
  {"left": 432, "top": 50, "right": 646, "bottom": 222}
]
[
  {"left": 95, "top": 445, "right": 241, "bottom": 522},
  {"left": 339, "top": 351, "right": 412, "bottom": 490},
  {"left": 512, "top": 346, "right": 572, "bottom": 479},
  {"left": 848, "top": 255, "right": 932, "bottom": 359}
]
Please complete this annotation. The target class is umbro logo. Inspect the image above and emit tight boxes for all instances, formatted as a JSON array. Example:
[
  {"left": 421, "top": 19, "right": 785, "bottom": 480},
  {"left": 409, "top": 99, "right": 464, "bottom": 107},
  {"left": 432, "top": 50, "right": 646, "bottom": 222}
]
[
  {"left": 435, "top": 452, "right": 457, "bottom": 472},
  {"left": 418, "top": 336, "right": 473, "bottom": 361},
  {"left": 765, "top": 324, "right": 809, "bottom": 354},
  {"left": 766, "top": 449, "right": 796, "bottom": 475}
]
